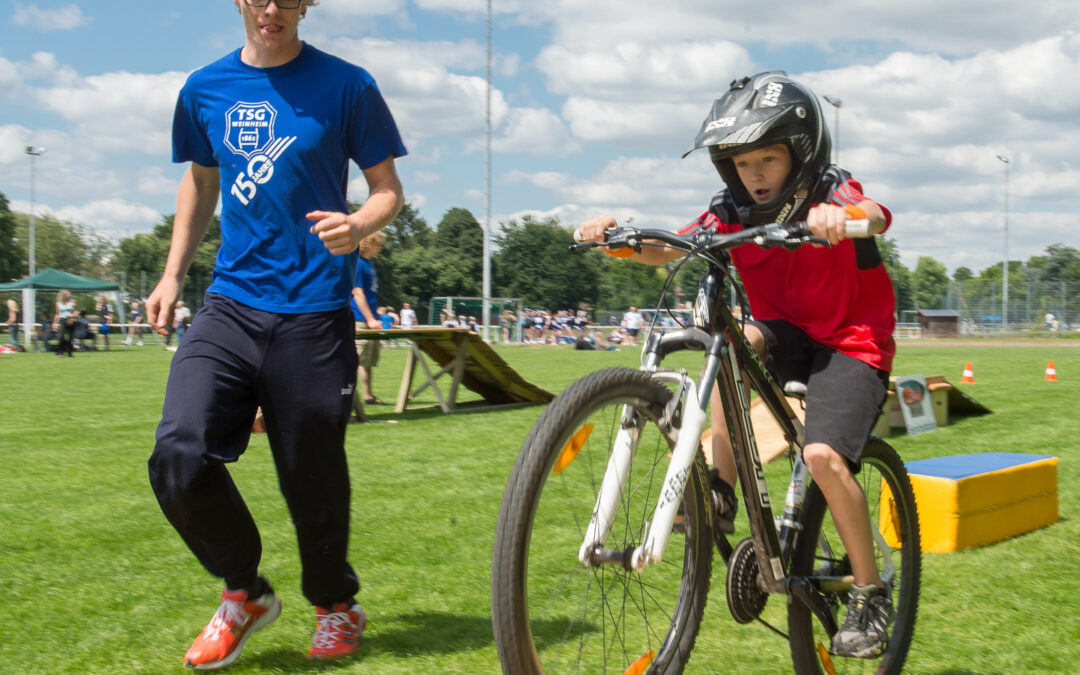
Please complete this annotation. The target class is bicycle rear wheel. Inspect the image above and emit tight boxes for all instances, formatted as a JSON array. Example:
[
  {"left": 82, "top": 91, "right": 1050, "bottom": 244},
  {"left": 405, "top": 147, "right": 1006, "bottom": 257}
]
[
  {"left": 492, "top": 367, "right": 714, "bottom": 674},
  {"left": 788, "top": 437, "right": 921, "bottom": 675}
]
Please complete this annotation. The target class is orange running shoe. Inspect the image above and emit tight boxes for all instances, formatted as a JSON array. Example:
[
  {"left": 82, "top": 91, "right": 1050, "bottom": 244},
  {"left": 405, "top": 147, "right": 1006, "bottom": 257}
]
[
  {"left": 183, "top": 588, "right": 281, "bottom": 670},
  {"left": 307, "top": 603, "right": 366, "bottom": 660}
]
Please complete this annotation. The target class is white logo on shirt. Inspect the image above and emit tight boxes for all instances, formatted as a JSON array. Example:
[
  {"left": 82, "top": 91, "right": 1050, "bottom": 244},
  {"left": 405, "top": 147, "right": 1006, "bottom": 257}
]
[{"left": 224, "top": 101, "right": 296, "bottom": 207}]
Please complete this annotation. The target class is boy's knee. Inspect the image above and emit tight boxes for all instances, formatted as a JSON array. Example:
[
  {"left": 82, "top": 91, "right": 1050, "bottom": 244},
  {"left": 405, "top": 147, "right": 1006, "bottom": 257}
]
[{"left": 802, "top": 443, "right": 848, "bottom": 478}]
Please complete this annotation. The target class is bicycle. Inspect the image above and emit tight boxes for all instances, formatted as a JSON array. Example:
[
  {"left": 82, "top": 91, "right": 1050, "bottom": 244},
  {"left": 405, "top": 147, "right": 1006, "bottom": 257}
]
[{"left": 491, "top": 219, "right": 921, "bottom": 674}]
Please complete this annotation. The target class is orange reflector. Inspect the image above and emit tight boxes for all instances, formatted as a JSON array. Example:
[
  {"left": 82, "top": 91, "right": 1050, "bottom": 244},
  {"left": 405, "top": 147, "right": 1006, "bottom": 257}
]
[
  {"left": 817, "top": 642, "right": 837, "bottom": 675},
  {"left": 624, "top": 649, "right": 655, "bottom": 675},
  {"left": 554, "top": 422, "right": 594, "bottom": 475}
]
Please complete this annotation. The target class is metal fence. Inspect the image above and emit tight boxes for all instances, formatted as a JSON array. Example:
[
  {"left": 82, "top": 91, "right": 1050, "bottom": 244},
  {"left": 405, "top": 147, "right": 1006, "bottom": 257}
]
[{"left": 927, "top": 279, "right": 1078, "bottom": 333}]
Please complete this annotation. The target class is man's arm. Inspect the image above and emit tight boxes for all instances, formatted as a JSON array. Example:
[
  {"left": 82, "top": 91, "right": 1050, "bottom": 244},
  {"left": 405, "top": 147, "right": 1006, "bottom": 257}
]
[
  {"left": 307, "top": 156, "right": 404, "bottom": 256},
  {"left": 352, "top": 286, "right": 380, "bottom": 329},
  {"left": 146, "top": 163, "right": 220, "bottom": 332}
]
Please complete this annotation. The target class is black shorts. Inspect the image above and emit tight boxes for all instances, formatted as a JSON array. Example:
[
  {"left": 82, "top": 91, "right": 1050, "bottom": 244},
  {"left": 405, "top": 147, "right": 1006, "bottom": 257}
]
[{"left": 752, "top": 319, "right": 889, "bottom": 469}]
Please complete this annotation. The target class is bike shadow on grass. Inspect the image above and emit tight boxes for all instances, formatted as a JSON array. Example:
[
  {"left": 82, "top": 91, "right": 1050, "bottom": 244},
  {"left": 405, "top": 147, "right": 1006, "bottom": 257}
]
[{"left": 241, "top": 611, "right": 497, "bottom": 670}]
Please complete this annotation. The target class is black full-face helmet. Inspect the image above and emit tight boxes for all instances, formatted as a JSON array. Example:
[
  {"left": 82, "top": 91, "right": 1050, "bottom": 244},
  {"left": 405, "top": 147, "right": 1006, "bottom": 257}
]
[{"left": 684, "top": 71, "right": 831, "bottom": 225}]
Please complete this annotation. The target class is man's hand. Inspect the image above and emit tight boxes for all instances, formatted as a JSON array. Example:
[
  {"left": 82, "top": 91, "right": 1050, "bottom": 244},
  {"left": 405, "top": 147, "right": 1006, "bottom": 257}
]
[
  {"left": 308, "top": 210, "right": 361, "bottom": 255},
  {"left": 365, "top": 317, "right": 381, "bottom": 330},
  {"left": 146, "top": 278, "right": 181, "bottom": 336}
]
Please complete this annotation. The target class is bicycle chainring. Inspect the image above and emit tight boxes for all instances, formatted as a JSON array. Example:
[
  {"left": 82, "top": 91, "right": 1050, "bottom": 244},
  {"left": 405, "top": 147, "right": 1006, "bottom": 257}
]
[{"left": 726, "top": 537, "right": 769, "bottom": 624}]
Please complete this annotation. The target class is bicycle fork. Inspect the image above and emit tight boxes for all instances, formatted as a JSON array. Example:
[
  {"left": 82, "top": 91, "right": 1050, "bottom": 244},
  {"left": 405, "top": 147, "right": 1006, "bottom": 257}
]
[{"left": 577, "top": 370, "right": 709, "bottom": 571}]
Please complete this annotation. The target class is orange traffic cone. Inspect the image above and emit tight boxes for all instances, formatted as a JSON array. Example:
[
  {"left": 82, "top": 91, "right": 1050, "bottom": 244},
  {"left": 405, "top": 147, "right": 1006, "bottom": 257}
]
[
  {"left": 1045, "top": 361, "right": 1058, "bottom": 382},
  {"left": 961, "top": 362, "right": 975, "bottom": 384}
]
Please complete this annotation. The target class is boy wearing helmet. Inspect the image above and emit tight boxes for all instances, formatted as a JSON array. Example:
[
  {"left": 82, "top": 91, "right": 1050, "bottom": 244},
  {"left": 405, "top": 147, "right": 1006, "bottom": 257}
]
[{"left": 576, "top": 71, "right": 895, "bottom": 659}]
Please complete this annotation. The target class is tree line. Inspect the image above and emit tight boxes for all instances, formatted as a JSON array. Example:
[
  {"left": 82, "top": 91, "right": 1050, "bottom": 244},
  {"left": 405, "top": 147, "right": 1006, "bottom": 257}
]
[{"left": 2, "top": 190, "right": 1078, "bottom": 324}]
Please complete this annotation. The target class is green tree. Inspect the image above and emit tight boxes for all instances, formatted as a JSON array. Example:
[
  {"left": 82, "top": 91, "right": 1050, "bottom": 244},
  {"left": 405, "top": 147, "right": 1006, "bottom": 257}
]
[
  {"left": 11, "top": 212, "right": 112, "bottom": 279},
  {"left": 876, "top": 236, "right": 913, "bottom": 314},
  {"left": 953, "top": 266, "right": 974, "bottom": 282},
  {"left": 381, "top": 200, "right": 432, "bottom": 251},
  {"left": 112, "top": 214, "right": 221, "bottom": 298},
  {"left": 596, "top": 255, "right": 668, "bottom": 311},
  {"left": 913, "top": 256, "right": 949, "bottom": 310},
  {"left": 493, "top": 215, "right": 601, "bottom": 309},
  {"left": 0, "top": 192, "right": 21, "bottom": 282},
  {"left": 433, "top": 207, "right": 484, "bottom": 297}
]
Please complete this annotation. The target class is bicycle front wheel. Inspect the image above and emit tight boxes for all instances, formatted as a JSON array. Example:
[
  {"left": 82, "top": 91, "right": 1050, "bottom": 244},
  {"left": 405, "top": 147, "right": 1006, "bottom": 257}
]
[
  {"left": 492, "top": 367, "right": 714, "bottom": 675},
  {"left": 788, "top": 437, "right": 921, "bottom": 675}
]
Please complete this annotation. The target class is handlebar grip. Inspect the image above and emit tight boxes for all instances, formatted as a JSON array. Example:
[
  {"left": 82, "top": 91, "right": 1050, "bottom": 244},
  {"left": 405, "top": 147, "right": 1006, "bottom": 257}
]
[{"left": 843, "top": 218, "right": 872, "bottom": 238}]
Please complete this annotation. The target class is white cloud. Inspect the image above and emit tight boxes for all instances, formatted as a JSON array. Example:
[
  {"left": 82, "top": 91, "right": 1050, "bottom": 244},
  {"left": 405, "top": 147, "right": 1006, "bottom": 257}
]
[
  {"left": 11, "top": 2, "right": 89, "bottom": 31},
  {"left": 531, "top": 0, "right": 1080, "bottom": 57},
  {"left": 305, "top": 0, "right": 406, "bottom": 19},
  {"left": 319, "top": 36, "right": 507, "bottom": 144},
  {"left": 537, "top": 40, "right": 754, "bottom": 100},
  {"left": 136, "top": 166, "right": 180, "bottom": 196},
  {"left": 0, "top": 55, "right": 20, "bottom": 89},
  {"left": 34, "top": 69, "right": 187, "bottom": 156},
  {"left": 51, "top": 199, "right": 162, "bottom": 239},
  {"left": 482, "top": 107, "right": 580, "bottom": 155}
]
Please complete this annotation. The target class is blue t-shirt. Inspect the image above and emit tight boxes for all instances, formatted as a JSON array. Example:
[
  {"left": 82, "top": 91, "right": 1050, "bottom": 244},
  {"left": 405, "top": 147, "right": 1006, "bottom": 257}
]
[
  {"left": 350, "top": 255, "right": 378, "bottom": 321},
  {"left": 172, "top": 44, "right": 406, "bottom": 313}
]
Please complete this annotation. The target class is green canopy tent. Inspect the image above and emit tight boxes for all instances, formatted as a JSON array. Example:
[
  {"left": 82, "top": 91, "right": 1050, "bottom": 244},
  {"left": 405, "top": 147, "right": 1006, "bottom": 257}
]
[{"left": 0, "top": 268, "right": 122, "bottom": 350}]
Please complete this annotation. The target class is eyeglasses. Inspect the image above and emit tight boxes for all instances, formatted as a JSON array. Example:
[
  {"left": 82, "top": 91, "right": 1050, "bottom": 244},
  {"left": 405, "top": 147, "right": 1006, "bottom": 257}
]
[{"left": 243, "top": 0, "right": 303, "bottom": 8}]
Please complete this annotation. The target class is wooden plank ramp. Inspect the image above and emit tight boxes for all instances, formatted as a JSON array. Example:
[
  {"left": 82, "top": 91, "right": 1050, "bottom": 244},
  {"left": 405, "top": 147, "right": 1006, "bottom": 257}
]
[{"left": 354, "top": 327, "right": 553, "bottom": 420}]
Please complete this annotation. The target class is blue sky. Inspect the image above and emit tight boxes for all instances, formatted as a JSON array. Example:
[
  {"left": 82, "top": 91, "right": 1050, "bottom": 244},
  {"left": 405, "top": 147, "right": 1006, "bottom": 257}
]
[{"left": 2, "top": 0, "right": 1079, "bottom": 274}]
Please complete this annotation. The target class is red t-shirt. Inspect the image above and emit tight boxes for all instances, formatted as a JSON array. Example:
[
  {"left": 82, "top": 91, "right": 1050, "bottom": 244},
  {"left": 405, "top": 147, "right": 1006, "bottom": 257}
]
[{"left": 679, "top": 177, "right": 896, "bottom": 372}]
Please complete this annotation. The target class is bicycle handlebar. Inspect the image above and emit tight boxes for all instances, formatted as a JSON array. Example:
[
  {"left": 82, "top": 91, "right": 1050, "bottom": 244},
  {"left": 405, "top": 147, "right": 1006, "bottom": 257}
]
[{"left": 570, "top": 218, "right": 872, "bottom": 256}]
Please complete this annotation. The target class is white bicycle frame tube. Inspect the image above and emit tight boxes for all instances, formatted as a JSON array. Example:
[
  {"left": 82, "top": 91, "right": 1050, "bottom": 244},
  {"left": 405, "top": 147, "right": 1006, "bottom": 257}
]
[
  {"left": 576, "top": 372, "right": 709, "bottom": 570},
  {"left": 636, "top": 375, "right": 707, "bottom": 569},
  {"left": 577, "top": 417, "right": 642, "bottom": 564}
]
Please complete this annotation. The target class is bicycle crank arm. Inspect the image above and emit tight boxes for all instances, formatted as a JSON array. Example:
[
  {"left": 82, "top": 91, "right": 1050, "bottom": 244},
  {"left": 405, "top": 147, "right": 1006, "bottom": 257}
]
[{"left": 788, "top": 577, "right": 839, "bottom": 637}]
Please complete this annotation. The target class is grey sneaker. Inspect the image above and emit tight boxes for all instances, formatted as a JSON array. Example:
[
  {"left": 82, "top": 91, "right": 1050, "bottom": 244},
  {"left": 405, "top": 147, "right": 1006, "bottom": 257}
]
[
  {"left": 708, "top": 469, "right": 738, "bottom": 535},
  {"left": 832, "top": 583, "right": 894, "bottom": 658}
]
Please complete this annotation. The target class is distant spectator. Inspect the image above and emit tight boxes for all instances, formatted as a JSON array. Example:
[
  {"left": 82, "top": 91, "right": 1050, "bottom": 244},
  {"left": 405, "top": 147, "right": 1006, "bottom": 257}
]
[
  {"left": 351, "top": 231, "right": 386, "bottom": 405},
  {"left": 441, "top": 307, "right": 458, "bottom": 327},
  {"left": 378, "top": 306, "right": 396, "bottom": 330},
  {"left": 622, "top": 305, "right": 643, "bottom": 345},
  {"left": 399, "top": 302, "right": 417, "bottom": 329},
  {"left": 72, "top": 310, "right": 95, "bottom": 350},
  {"left": 165, "top": 300, "right": 192, "bottom": 348},
  {"left": 96, "top": 296, "right": 114, "bottom": 351},
  {"left": 6, "top": 298, "right": 20, "bottom": 348},
  {"left": 124, "top": 300, "right": 145, "bottom": 346},
  {"left": 53, "top": 289, "right": 76, "bottom": 357},
  {"left": 174, "top": 300, "right": 193, "bottom": 344}
]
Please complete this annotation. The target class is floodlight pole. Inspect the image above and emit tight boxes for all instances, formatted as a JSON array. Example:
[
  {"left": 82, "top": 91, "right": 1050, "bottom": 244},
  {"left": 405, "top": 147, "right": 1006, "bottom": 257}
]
[
  {"left": 823, "top": 96, "right": 841, "bottom": 164},
  {"left": 482, "top": 0, "right": 493, "bottom": 342},
  {"left": 996, "top": 154, "right": 1009, "bottom": 332},
  {"left": 25, "top": 146, "right": 45, "bottom": 278},
  {"left": 24, "top": 146, "right": 46, "bottom": 350}
]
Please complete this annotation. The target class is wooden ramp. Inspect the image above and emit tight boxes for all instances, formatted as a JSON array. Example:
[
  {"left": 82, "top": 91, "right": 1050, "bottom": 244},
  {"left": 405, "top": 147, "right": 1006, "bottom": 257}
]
[
  {"left": 354, "top": 327, "right": 553, "bottom": 421},
  {"left": 700, "top": 375, "right": 992, "bottom": 464}
]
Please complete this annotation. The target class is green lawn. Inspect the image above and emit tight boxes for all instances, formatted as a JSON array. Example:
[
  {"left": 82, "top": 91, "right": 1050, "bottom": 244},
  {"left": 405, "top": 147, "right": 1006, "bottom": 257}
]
[{"left": 0, "top": 340, "right": 1077, "bottom": 673}]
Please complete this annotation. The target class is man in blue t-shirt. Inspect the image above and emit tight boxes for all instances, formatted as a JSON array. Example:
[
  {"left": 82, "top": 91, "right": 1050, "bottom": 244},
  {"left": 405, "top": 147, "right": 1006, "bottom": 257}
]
[
  {"left": 145, "top": 0, "right": 405, "bottom": 668},
  {"left": 351, "top": 231, "right": 384, "bottom": 405}
]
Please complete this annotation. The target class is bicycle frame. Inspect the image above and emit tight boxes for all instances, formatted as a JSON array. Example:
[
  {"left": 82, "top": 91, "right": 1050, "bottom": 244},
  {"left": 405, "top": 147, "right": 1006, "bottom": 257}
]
[{"left": 578, "top": 261, "right": 811, "bottom": 592}]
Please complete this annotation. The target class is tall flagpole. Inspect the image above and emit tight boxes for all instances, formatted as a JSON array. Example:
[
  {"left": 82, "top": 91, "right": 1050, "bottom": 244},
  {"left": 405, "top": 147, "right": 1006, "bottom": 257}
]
[{"left": 482, "top": 0, "right": 493, "bottom": 342}]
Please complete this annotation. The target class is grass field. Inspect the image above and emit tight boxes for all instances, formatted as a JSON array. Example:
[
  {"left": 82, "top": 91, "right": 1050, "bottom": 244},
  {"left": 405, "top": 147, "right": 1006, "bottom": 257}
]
[{"left": 1, "top": 339, "right": 1077, "bottom": 673}]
